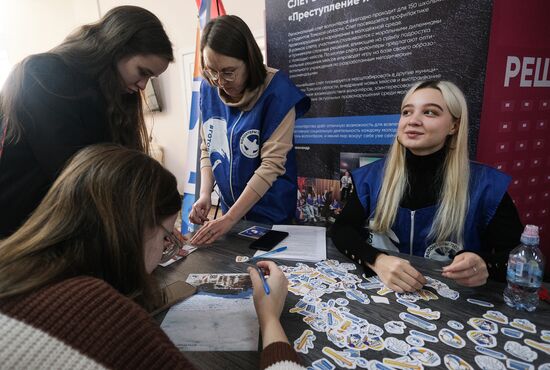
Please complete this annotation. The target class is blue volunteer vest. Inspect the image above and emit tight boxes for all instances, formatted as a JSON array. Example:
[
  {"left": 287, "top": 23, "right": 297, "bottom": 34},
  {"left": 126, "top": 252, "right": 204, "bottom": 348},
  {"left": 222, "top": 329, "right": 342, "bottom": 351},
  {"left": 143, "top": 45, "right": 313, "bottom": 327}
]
[
  {"left": 353, "top": 158, "right": 511, "bottom": 259},
  {"left": 200, "top": 71, "right": 310, "bottom": 224}
]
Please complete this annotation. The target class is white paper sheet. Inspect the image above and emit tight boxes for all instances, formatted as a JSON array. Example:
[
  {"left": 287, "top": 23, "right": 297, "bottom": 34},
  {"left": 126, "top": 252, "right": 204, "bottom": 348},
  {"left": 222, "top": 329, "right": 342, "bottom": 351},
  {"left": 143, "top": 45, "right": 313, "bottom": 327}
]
[{"left": 253, "top": 225, "right": 326, "bottom": 262}]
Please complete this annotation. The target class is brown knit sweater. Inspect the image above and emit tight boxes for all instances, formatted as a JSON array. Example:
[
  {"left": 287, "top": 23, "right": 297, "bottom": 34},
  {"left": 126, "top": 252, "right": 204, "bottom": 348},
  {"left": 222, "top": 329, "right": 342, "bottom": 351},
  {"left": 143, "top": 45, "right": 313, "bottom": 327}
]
[{"left": 0, "top": 276, "right": 303, "bottom": 370}]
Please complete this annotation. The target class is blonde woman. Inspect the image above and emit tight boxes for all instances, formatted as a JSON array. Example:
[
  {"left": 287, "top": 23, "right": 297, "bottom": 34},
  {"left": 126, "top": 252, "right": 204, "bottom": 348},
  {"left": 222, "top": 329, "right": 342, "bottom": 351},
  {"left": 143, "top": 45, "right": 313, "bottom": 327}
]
[{"left": 331, "top": 80, "right": 522, "bottom": 293}]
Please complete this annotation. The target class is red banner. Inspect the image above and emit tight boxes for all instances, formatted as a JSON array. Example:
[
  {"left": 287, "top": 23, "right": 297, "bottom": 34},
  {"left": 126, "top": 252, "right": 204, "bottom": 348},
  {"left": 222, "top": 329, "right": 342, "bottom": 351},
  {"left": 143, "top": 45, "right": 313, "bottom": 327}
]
[{"left": 478, "top": 0, "right": 550, "bottom": 272}]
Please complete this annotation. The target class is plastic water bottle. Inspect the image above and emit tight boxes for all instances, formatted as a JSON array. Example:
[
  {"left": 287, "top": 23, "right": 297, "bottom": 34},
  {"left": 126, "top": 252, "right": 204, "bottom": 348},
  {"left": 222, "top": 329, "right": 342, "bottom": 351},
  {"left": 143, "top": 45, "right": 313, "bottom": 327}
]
[{"left": 503, "top": 224, "right": 545, "bottom": 311}]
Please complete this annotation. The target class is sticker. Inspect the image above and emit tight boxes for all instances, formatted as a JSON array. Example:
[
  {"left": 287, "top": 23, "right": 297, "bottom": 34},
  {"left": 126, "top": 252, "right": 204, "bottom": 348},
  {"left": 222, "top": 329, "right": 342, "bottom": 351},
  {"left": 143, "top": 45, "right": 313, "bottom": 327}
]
[
  {"left": 366, "top": 324, "right": 384, "bottom": 338},
  {"left": 439, "top": 328, "right": 466, "bottom": 348},
  {"left": 384, "top": 337, "right": 410, "bottom": 356},
  {"left": 417, "top": 289, "right": 439, "bottom": 301},
  {"left": 400, "top": 312, "right": 437, "bottom": 331},
  {"left": 335, "top": 298, "right": 349, "bottom": 306},
  {"left": 358, "top": 282, "right": 384, "bottom": 290},
  {"left": 474, "top": 355, "right": 506, "bottom": 370},
  {"left": 466, "top": 330, "right": 497, "bottom": 348},
  {"left": 382, "top": 356, "right": 423, "bottom": 370},
  {"left": 322, "top": 347, "right": 357, "bottom": 369},
  {"left": 502, "top": 327, "right": 524, "bottom": 339},
  {"left": 339, "top": 263, "right": 357, "bottom": 270},
  {"left": 396, "top": 298, "right": 420, "bottom": 309},
  {"left": 365, "top": 336, "right": 385, "bottom": 351},
  {"left": 505, "top": 358, "right": 534, "bottom": 370},
  {"left": 371, "top": 295, "right": 390, "bottom": 304},
  {"left": 475, "top": 346, "right": 507, "bottom": 360},
  {"left": 542, "top": 330, "right": 550, "bottom": 343},
  {"left": 483, "top": 310, "right": 508, "bottom": 325},
  {"left": 437, "top": 287, "right": 460, "bottom": 300},
  {"left": 408, "top": 346, "right": 441, "bottom": 367},
  {"left": 510, "top": 318, "right": 537, "bottom": 334},
  {"left": 524, "top": 338, "right": 550, "bottom": 355},
  {"left": 467, "top": 298, "right": 494, "bottom": 307},
  {"left": 368, "top": 361, "right": 394, "bottom": 370},
  {"left": 409, "top": 329, "right": 439, "bottom": 343},
  {"left": 384, "top": 321, "right": 406, "bottom": 335},
  {"left": 406, "top": 335, "right": 425, "bottom": 347},
  {"left": 343, "top": 349, "right": 369, "bottom": 368},
  {"left": 309, "top": 358, "right": 336, "bottom": 370},
  {"left": 237, "top": 225, "right": 269, "bottom": 239},
  {"left": 467, "top": 317, "right": 498, "bottom": 334},
  {"left": 443, "top": 354, "right": 474, "bottom": 370},
  {"left": 447, "top": 320, "right": 464, "bottom": 330},
  {"left": 376, "top": 287, "right": 393, "bottom": 296},
  {"left": 235, "top": 255, "right": 250, "bottom": 263},
  {"left": 504, "top": 341, "right": 538, "bottom": 362},
  {"left": 407, "top": 307, "right": 441, "bottom": 321},
  {"left": 425, "top": 240, "right": 462, "bottom": 261},
  {"left": 396, "top": 291, "right": 421, "bottom": 302},
  {"left": 294, "top": 329, "right": 316, "bottom": 354},
  {"left": 345, "top": 289, "right": 371, "bottom": 304}
]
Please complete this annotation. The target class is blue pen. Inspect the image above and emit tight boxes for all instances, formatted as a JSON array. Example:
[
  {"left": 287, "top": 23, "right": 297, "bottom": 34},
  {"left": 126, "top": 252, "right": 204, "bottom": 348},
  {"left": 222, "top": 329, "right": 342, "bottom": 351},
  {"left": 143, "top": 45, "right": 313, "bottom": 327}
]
[
  {"left": 255, "top": 266, "right": 270, "bottom": 295},
  {"left": 250, "top": 246, "right": 287, "bottom": 261}
]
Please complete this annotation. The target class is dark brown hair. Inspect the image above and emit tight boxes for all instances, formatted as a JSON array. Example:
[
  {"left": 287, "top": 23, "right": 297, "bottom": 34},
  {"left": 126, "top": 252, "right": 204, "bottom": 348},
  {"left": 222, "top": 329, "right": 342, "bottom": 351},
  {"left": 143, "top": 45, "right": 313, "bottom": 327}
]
[
  {"left": 0, "top": 144, "right": 181, "bottom": 308},
  {"left": 200, "top": 15, "right": 266, "bottom": 90},
  {"left": 0, "top": 6, "right": 174, "bottom": 153}
]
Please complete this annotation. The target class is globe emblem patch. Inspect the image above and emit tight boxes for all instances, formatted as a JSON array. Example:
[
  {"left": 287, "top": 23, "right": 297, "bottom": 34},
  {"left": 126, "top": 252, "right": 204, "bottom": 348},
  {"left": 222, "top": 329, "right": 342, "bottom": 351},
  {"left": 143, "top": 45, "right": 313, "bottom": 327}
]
[{"left": 239, "top": 129, "right": 260, "bottom": 158}]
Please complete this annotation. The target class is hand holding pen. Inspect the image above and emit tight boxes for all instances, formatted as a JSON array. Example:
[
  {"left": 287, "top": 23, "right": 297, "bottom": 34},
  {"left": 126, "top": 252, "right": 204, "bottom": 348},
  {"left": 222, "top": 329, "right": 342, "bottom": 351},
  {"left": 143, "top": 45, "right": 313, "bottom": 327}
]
[{"left": 248, "top": 261, "right": 288, "bottom": 328}]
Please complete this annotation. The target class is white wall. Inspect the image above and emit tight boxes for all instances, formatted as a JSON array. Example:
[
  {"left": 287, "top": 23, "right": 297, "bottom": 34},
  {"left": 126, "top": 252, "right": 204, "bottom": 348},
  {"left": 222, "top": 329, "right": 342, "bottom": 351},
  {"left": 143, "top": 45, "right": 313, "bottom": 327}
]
[{"left": 0, "top": 0, "right": 266, "bottom": 193}]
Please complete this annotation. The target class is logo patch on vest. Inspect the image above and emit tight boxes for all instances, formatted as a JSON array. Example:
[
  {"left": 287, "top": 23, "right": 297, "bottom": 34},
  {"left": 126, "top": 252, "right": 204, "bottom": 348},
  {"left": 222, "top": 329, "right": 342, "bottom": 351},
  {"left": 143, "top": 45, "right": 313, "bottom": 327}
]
[
  {"left": 424, "top": 241, "right": 462, "bottom": 262},
  {"left": 239, "top": 129, "right": 260, "bottom": 158}
]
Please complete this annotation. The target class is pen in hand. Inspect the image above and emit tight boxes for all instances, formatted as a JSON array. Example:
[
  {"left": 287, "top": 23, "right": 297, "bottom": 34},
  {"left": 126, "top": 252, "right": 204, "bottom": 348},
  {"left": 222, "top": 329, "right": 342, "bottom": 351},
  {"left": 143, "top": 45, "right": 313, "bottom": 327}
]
[{"left": 255, "top": 266, "right": 270, "bottom": 295}]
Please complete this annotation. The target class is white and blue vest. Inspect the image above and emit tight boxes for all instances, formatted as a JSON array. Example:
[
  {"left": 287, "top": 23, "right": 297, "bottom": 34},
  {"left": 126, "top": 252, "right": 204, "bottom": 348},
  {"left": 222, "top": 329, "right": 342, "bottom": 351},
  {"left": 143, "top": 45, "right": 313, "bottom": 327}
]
[
  {"left": 200, "top": 71, "right": 310, "bottom": 224},
  {"left": 353, "top": 158, "right": 511, "bottom": 261}
]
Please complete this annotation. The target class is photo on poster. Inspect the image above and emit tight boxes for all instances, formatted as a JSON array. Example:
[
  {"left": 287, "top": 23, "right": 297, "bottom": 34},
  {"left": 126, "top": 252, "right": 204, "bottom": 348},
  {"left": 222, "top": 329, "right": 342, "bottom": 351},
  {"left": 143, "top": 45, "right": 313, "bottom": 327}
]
[
  {"left": 296, "top": 177, "right": 340, "bottom": 225},
  {"left": 339, "top": 151, "right": 384, "bottom": 202}
]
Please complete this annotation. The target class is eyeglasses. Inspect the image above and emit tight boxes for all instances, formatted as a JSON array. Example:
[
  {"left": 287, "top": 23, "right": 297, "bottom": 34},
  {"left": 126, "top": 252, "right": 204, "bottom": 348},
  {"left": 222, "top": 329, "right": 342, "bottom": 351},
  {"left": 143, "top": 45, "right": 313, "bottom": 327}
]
[
  {"left": 203, "top": 63, "right": 243, "bottom": 83},
  {"left": 160, "top": 225, "right": 184, "bottom": 264}
]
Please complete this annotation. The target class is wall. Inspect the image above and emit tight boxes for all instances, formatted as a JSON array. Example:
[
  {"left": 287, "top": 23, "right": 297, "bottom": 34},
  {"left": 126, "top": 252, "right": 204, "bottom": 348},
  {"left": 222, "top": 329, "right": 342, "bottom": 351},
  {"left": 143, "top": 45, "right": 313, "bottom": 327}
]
[{"left": 0, "top": 0, "right": 266, "bottom": 193}]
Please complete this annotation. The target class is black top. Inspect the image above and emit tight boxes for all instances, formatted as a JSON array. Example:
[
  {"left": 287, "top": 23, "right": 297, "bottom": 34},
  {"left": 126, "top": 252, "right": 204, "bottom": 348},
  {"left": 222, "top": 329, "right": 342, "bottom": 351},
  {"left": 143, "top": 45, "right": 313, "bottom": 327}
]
[
  {"left": 0, "top": 54, "right": 110, "bottom": 237},
  {"left": 330, "top": 147, "right": 524, "bottom": 281}
]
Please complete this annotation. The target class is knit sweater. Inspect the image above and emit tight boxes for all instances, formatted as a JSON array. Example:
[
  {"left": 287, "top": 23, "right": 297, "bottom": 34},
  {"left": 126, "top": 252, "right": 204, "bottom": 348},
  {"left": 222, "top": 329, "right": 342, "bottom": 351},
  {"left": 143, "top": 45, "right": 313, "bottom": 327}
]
[{"left": 0, "top": 276, "right": 304, "bottom": 370}]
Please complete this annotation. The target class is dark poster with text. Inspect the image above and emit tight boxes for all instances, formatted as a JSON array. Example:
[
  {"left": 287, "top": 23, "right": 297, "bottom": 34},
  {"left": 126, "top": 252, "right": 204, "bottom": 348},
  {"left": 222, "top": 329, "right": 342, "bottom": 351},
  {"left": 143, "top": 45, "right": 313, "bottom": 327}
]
[{"left": 266, "top": 0, "right": 492, "bottom": 225}]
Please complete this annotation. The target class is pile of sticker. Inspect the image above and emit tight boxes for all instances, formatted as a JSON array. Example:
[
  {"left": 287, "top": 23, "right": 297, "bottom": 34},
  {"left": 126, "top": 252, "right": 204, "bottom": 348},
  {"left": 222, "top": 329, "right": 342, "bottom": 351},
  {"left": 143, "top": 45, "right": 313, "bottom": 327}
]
[{"left": 280, "top": 259, "right": 550, "bottom": 370}]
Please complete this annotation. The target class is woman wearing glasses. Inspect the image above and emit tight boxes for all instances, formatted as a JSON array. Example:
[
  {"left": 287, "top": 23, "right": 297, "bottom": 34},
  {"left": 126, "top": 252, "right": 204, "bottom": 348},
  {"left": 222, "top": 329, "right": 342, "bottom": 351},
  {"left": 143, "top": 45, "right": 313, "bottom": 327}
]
[
  {"left": 0, "top": 6, "right": 173, "bottom": 238},
  {"left": 189, "top": 15, "right": 310, "bottom": 244},
  {"left": 0, "top": 144, "right": 304, "bottom": 369}
]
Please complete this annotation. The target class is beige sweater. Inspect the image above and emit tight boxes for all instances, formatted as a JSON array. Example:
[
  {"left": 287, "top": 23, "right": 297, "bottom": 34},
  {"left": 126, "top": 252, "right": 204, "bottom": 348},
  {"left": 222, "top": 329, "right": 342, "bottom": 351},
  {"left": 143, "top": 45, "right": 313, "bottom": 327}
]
[{"left": 200, "top": 67, "right": 296, "bottom": 198}]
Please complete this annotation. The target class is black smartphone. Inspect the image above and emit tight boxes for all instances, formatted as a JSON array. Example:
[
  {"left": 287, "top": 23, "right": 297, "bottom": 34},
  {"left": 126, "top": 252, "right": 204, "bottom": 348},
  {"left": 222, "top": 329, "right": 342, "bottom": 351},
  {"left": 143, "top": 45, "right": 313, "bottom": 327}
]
[{"left": 249, "top": 230, "right": 289, "bottom": 251}]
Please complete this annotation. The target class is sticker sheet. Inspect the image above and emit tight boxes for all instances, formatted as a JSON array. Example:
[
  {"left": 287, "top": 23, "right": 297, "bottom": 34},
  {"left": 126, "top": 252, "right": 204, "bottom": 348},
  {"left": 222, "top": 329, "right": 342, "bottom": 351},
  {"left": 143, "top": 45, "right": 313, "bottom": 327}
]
[{"left": 281, "top": 259, "right": 545, "bottom": 369}]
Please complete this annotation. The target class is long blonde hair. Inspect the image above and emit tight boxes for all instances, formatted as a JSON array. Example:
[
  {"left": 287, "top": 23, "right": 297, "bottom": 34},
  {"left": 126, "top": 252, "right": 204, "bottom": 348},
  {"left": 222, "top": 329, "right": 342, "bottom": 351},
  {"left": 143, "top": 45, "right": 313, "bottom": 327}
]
[
  {"left": 371, "top": 80, "right": 470, "bottom": 245},
  {"left": 0, "top": 144, "right": 181, "bottom": 307}
]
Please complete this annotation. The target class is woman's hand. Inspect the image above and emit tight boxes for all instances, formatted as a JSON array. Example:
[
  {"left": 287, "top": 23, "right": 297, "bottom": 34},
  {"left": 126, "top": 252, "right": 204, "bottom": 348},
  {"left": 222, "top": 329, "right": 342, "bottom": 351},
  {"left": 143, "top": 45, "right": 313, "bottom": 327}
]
[
  {"left": 189, "top": 214, "right": 237, "bottom": 245},
  {"left": 370, "top": 254, "right": 426, "bottom": 293},
  {"left": 249, "top": 261, "right": 288, "bottom": 326},
  {"left": 249, "top": 261, "right": 290, "bottom": 347},
  {"left": 189, "top": 195, "right": 211, "bottom": 225},
  {"left": 442, "top": 252, "right": 488, "bottom": 287}
]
